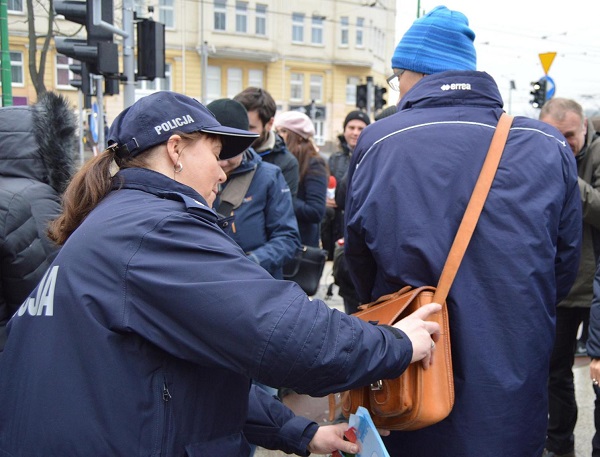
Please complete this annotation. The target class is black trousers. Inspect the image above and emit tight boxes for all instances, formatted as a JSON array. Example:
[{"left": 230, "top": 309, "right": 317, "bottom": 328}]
[{"left": 546, "top": 306, "right": 591, "bottom": 454}]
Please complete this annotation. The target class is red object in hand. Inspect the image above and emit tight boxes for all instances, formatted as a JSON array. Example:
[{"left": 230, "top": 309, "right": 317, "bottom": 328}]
[{"left": 327, "top": 176, "right": 337, "bottom": 199}]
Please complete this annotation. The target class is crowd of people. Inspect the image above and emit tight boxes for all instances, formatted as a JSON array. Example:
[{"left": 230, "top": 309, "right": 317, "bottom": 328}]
[{"left": 1, "top": 4, "right": 600, "bottom": 457}]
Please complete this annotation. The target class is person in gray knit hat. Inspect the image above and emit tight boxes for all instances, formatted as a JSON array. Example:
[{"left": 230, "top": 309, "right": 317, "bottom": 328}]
[{"left": 344, "top": 5, "right": 581, "bottom": 456}]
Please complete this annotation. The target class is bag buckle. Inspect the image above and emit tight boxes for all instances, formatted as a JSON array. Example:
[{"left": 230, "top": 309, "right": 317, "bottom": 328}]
[{"left": 370, "top": 380, "right": 383, "bottom": 391}]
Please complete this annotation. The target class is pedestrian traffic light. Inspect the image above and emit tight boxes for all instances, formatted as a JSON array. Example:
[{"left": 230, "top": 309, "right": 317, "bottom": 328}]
[
  {"left": 54, "top": 0, "right": 118, "bottom": 77},
  {"left": 530, "top": 78, "right": 547, "bottom": 109},
  {"left": 374, "top": 85, "right": 387, "bottom": 111},
  {"left": 356, "top": 84, "right": 367, "bottom": 109}
]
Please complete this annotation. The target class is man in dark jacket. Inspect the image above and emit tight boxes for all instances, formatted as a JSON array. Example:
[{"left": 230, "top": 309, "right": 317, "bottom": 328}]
[
  {"left": 345, "top": 6, "right": 582, "bottom": 456},
  {"left": 234, "top": 87, "right": 300, "bottom": 198},
  {"left": 322, "top": 110, "right": 370, "bottom": 260},
  {"left": 540, "top": 97, "right": 600, "bottom": 457},
  {"left": 209, "top": 98, "right": 301, "bottom": 280},
  {"left": 0, "top": 92, "right": 77, "bottom": 351}
]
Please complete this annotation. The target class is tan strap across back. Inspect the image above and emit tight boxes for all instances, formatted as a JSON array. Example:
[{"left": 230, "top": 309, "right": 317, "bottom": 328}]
[{"left": 433, "top": 113, "right": 514, "bottom": 304}]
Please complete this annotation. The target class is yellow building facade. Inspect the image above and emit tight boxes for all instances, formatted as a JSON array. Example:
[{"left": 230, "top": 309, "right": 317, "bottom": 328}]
[{"left": 4, "top": 0, "right": 397, "bottom": 150}]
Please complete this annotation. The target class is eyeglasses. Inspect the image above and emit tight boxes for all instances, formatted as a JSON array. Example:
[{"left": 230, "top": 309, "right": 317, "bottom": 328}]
[{"left": 386, "top": 69, "right": 406, "bottom": 92}]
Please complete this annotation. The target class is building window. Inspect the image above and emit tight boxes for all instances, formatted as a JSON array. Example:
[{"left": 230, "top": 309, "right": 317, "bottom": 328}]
[
  {"left": 248, "top": 69, "right": 263, "bottom": 88},
  {"left": 207, "top": 65, "right": 222, "bottom": 102},
  {"left": 356, "top": 17, "right": 364, "bottom": 47},
  {"left": 290, "top": 73, "right": 303, "bottom": 101},
  {"left": 8, "top": 51, "right": 24, "bottom": 85},
  {"left": 346, "top": 76, "right": 359, "bottom": 104},
  {"left": 56, "top": 55, "right": 78, "bottom": 89},
  {"left": 214, "top": 0, "right": 226, "bottom": 31},
  {"left": 135, "top": 63, "right": 172, "bottom": 94},
  {"left": 133, "top": 0, "right": 146, "bottom": 17},
  {"left": 227, "top": 68, "right": 243, "bottom": 98},
  {"left": 314, "top": 120, "right": 325, "bottom": 146},
  {"left": 340, "top": 16, "right": 349, "bottom": 46},
  {"left": 235, "top": 2, "right": 248, "bottom": 33},
  {"left": 255, "top": 3, "right": 267, "bottom": 36},
  {"left": 7, "top": 0, "right": 24, "bottom": 12},
  {"left": 309, "top": 75, "right": 323, "bottom": 103},
  {"left": 158, "top": 0, "right": 174, "bottom": 28},
  {"left": 292, "top": 13, "right": 304, "bottom": 43},
  {"left": 311, "top": 15, "right": 324, "bottom": 45}
]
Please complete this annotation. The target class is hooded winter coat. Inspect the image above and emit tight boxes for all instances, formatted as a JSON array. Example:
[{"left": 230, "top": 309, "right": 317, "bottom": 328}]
[
  {"left": 0, "top": 92, "right": 77, "bottom": 350},
  {"left": 345, "top": 71, "right": 582, "bottom": 456}
]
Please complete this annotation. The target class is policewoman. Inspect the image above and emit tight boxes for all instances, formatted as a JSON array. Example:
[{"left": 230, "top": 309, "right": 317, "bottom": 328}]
[{"left": 0, "top": 91, "right": 440, "bottom": 456}]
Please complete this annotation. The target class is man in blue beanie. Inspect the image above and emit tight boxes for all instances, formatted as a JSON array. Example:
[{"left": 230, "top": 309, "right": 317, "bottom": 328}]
[{"left": 344, "top": 5, "right": 582, "bottom": 456}]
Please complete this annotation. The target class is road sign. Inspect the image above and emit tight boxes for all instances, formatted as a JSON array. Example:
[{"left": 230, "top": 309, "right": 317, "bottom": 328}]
[
  {"left": 90, "top": 102, "right": 99, "bottom": 143},
  {"left": 544, "top": 75, "right": 556, "bottom": 100},
  {"left": 539, "top": 52, "right": 556, "bottom": 75}
]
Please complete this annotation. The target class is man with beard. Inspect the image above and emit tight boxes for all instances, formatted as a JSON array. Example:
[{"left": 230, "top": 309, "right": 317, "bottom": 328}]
[{"left": 234, "top": 88, "right": 299, "bottom": 199}]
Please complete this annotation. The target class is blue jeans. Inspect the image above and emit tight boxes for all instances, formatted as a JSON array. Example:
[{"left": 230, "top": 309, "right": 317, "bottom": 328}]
[{"left": 546, "top": 307, "right": 590, "bottom": 454}]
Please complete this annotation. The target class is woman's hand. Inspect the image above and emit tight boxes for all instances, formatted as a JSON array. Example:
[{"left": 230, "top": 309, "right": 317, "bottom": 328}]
[
  {"left": 307, "top": 423, "right": 359, "bottom": 455},
  {"left": 393, "top": 303, "right": 441, "bottom": 369},
  {"left": 590, "top": 359, "right": 600, "bottom": 387}
]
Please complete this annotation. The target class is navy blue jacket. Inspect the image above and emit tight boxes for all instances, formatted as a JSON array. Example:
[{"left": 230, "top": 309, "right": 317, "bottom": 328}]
[
  {"left": 294, "top": 157, "right": 328, "bottom": 247},
  {"left": 345, "top": 71, "right": 582, "bottom": 456},
  {"left": 0, "top": 168, "right": 414, "bottom": 456},
  {"left": 215, "top": 149, "right": 300, "bottom": 279}
]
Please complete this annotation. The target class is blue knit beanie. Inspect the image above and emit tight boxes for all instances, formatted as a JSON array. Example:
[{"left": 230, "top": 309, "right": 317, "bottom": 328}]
[{"left": 391, "top": 5, "right": 476, "bottom": 74}]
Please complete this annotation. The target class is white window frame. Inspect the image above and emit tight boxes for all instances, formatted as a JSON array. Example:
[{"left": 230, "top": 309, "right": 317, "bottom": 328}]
[
  {"left": 290, "top": 72, "right": 303, "bottom": 101},
  {"left": 309, "top": 75, "right": 323, "bottom": 103},
  {"left": 235, "top": 1, "right": 248, "bottom": 33},
  {"left": 56, "top": 55, "right": 78, "bottom": 90},
  {"left": 207, "top": 65, "right": 222, "bottom": 103},
  {"left": 340, "top": 16, "right": 349, "bottom": 46},
  {"left": 314, "top": 120, "right": 325, "bottom": 146},
  {"left": 292, "top": 13, "right": 304, "bottom": 43},
  {"left": 7, "top": 0, "right": 24, "bottom": 12},
  {"left": 158, "top": 0, "right": 175, "bottom": 29},
  {"left": 255, "top": 3, "right": 267, "bottom": 36},
  {"left": 227, "top": 67, "right": 243, "bottom": 98},
  {"left": 356, "top": 17, "right": 364, "bottom": 47},
  {"left": 346, "top": 76, "right": 359, "bottom": 105},
  {"left": 311, "top": 15, "right": 324, "bottom": 45},
  {"left": 248, "top": 69, "right": 263, "bottom": 88},
  {"left": 214, "top": 0, "right": 227, "bottom": 31},
  {"left": 9, "top": 51, "right": 24, "bottom": 86}
]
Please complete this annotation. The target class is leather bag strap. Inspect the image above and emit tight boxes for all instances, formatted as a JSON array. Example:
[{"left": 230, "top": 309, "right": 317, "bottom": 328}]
[{"left": 433, "top": 113, "right": 514, "bottom": 304}]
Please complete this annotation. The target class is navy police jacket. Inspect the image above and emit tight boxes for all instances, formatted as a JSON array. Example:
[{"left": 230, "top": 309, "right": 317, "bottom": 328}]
[
  {"left": 0, "top": 168, "right": 413, "bottom": 456},
  {"left": 345, "top": 71, "right": 582, "bottom": 456}
]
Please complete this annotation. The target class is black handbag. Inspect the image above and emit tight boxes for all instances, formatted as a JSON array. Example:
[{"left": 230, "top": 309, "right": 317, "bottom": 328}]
[{"left": 283, "top": 246, "right": 328, "bottom": 296}]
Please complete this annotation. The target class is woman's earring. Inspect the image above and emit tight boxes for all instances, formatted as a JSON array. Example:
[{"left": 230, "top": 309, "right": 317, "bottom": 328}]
[{"left": 174, "top": 162, "right": 183, "bottom": 173}]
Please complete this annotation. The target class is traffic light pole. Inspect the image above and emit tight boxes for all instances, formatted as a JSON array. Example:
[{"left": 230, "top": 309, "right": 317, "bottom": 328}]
[
  {"left": 121, "top": 0, "right": 135, "bottom": 108},
  {"left": 366, "top": 76, "right": 374, "bottom": 119}
]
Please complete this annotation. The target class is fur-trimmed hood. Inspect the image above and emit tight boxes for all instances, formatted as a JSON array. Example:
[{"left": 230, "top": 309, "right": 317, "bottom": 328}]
[{"left": 0, "top": 92, "right": 77, "bottom": 194}]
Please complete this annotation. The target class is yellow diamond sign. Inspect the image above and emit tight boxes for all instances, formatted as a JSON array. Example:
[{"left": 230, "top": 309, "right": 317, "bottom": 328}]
[{"left": 539, "top": 52, "right": 557, "bottom": 75}]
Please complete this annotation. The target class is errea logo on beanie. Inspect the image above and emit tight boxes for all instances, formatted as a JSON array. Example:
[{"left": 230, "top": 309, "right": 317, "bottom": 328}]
[
  {"left": 391, "top": 5, "right": 476, "bottom": 75},
  {"left": 107, "top": 91, "right": 257, "bottom": 160}
]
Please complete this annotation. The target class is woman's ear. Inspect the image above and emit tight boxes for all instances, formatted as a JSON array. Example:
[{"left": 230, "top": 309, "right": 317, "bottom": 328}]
[{"left": 166, "top": 134, "right": 182, "bottom": 166}]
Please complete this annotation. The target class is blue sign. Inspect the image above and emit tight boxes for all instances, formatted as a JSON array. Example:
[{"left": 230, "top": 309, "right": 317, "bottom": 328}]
[
  {"left": 541, "top": 75, "right": 556, "bottom": 101},
  {"left": 90, "top": 102, "right": 99, "bottom": 143}
]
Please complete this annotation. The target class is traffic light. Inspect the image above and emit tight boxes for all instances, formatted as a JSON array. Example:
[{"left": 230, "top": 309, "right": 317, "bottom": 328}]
[
  {"left": 68, "top": 60, "right": 92, "bottom": 108},
  {"left": 530, "top": 78, "right": 547, "bottom": 108},
  {"left": 54, "top": 0, "right": 118, "bottom": 77},
  {"left": 374, "top": 85, "right": 387, "bottom": 111},
  {"left": 136, "top": 18, "right": 166, "bottom": 80},
  {"left": 356, "top": 84, "right": 367, "bottom": 109}
]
